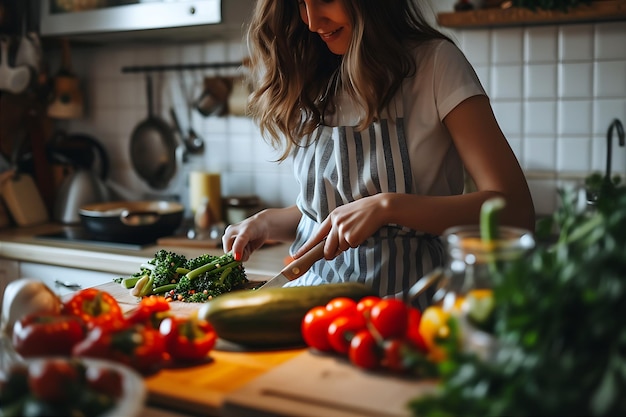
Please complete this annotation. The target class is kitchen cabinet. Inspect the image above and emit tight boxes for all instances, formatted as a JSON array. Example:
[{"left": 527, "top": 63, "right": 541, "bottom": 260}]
[
  {"left": 437, "top": 0, "right": 626, "bottom": 28},
  {"left": 18, "top": 262, "right": 119, "bottom": 297}
]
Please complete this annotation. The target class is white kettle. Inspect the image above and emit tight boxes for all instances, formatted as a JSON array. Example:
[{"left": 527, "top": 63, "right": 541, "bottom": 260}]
[{"left": 47, "top": 133, "right": 111, "bottom": 224}]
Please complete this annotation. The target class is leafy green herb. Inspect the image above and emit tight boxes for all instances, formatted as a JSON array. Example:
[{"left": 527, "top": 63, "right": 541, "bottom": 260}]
[{"left": 410, "top": 180, "right": 626, "bottom": 417}]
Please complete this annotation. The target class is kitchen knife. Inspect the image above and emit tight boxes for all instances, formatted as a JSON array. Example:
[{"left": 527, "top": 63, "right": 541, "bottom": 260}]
[{"left": 259, "top": 240, "right": 326, "bottom": 290}]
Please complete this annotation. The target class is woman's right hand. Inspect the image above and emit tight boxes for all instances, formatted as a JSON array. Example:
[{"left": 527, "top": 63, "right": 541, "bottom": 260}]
[{"left": 222, "top": 206, "right": 301, "bottom": 262}]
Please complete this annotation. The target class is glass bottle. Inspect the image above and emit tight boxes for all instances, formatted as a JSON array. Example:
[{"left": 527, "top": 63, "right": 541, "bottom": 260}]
[{"left": 434, "top": 225, "right": 536, "bottom": 313}]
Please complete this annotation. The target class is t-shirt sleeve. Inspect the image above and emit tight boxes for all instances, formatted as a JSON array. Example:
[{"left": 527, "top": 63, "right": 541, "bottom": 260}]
[{"left": 432, "top": 41, "right": 487, "bottom": 121}]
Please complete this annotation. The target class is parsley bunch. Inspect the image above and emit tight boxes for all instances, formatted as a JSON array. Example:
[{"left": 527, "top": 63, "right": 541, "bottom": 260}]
[{"left": 410, "top": 182, "right": 626, "bottom": 417}]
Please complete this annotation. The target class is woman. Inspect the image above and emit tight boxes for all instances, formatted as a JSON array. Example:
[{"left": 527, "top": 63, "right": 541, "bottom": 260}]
[{"left": 222, "top": 0, "right": 535, "bottom": 303}]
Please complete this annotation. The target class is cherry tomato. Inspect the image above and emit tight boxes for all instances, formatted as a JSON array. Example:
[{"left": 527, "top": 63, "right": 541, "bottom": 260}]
[
  {"left": 86, "top": 366, "right": 123, "bottom": 399},
  {"left": 355, "top": 296, "right": 381, "bottom": 319},
  {"left": 28, "top": 359, "right": 80, "bottom": 403},
  {"left": 405, "top": 307, "right": 428, "bottom": 352},
  {"left": 369, "top": 298, "right": 409, "bottom": 339},
  {"left": 325, "top": 297, "right": 357, "bottom": 316},
  {"left": 301, "top": 306, "right": 338, "bottom": 352},
  {"left": 382, "top": 338, "right": 408, "bottom": 373},
  {"left": 327, "top": 313, "right": 367, "bottom": 354},
  {"left": 348, "top": 329, "right": 379, "bottom": 370}
]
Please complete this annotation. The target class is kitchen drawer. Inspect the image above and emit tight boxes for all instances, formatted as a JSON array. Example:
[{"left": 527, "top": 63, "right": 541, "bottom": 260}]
[{"left": 18, "top": 262, "right": 119, "bottom": 297}]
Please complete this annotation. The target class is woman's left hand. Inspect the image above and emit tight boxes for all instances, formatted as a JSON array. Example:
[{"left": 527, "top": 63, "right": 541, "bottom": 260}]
[{"left": 294, "top": 194, "right": 390, "bottom": 260}]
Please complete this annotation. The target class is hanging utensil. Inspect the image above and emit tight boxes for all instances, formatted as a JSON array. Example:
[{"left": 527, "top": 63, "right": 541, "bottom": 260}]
[
  {"left": 0, "top": 37, "right": 30, "bottom": 95},
  {"left": 129, "top": 73, "right": 178, "bottom": 190},
  {"left": 178, "top": 72, "right": 204, "bottom": 154}
]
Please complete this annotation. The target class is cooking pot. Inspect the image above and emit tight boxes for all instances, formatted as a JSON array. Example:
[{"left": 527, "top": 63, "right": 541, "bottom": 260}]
[{"left": 79, "top": 200, "right": 184, "bottom": 243}]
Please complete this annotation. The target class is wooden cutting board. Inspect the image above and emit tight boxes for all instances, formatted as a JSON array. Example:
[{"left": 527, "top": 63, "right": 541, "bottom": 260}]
[{"left": 221, "top": 350, "right": 438, "bottom": 417}]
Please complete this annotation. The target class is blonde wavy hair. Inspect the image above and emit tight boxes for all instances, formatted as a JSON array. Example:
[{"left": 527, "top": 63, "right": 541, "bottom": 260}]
[{"left": 246, "top": 0, "right": 451, "bottom": 161}]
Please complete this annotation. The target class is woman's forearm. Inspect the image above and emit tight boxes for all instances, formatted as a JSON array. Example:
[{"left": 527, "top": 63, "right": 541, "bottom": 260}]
[{"left": 380, "top": 191, "right": 535, "bottom": 236}]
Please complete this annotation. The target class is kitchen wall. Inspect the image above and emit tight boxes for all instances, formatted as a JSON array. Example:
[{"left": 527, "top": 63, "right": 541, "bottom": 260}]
[{"left": 60, "top": 1, "right": 626, "bottom": 218}]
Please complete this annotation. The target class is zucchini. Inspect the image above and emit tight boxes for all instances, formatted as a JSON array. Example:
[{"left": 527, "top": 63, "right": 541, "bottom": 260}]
[{"left": 197, "top": 282, "right": 376, "bottom": 348}]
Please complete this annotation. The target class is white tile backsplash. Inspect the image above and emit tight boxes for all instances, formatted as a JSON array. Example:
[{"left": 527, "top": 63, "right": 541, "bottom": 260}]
[
  {"left": 558, "top": 62, "right": 594, "bottom": 98},
  {"left": 559, "top": 24, "right": 594, "bottom": 61},
  {"left": 61, "top": 20, "right": 626, "bottom": 217},
  {"left": 595, "top": 60, "right": 626, "bottom": 98},
  {"left": 524, "top": 101, "right": 557, "bottom": 136},
  {"left": 525, "top": 26, "right": 558, "bottom": 63},
  {"left": 594, "top": 22, "right": 626, "bottom": 60},
  {"left": 524, "top": 64, "right": 557, "bottom": 99}
]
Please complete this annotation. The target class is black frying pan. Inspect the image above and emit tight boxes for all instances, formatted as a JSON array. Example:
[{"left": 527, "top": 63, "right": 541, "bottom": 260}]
[
  {"left": 129, "top": 74, "right": 177, "bottom": 190},
  {"left": 79, "top": 200, "right": 184, "bottom": 243}
]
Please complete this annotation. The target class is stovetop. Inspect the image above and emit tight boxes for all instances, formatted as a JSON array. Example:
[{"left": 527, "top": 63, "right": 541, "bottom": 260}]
[{"left": 35, "top": 227, "right": 154, "bottom": 251}]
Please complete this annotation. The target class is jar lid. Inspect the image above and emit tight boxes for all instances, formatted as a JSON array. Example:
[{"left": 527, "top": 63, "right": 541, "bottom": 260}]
[{"left": 225, "top": 195, "right": 260, "bottom": 207}]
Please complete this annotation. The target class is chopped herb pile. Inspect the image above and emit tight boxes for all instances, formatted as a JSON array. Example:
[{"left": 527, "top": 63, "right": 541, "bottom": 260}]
[{"left": 115, "top": 250, "right": 248, "bottom": 302}]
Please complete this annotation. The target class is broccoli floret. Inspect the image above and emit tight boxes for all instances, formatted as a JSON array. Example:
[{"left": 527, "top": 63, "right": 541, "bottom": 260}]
[{"left": 150, "top": 250, "right": 188, "bottom": 288}]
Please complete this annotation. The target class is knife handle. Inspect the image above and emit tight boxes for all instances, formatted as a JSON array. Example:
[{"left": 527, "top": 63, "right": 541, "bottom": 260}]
[{"left": 280, "top": 240, "right": 326, "bottom": 281}]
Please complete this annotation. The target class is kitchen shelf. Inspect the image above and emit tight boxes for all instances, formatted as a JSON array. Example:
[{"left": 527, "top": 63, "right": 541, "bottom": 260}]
[{"left": 437, "top": 0, "right": 626, "bottom": 28}]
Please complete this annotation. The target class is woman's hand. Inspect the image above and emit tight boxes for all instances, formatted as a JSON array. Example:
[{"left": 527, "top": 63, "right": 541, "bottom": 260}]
[
  {"left": 222, "top": 206, "right": 301, "bottom": 262},
  {"left": 294, "top": 194, "right": 390, "bottom": 260}
]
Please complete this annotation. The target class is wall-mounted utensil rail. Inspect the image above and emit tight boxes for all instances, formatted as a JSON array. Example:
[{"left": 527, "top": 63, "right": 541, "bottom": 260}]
[{"left": 121, "top": 61, "right": 244, "bottom": 74}]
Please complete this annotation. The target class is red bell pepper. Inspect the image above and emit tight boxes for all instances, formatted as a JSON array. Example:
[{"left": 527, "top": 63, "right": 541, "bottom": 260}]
[
  {"left": 125, "top": 295, "right": 171, "bottom": 329},
  {"left": 72, "top": 323, "right": 168, "bottom": 374},
  {"left": 159, "top": 316, "right": 217, "bottom": 362},
  {"left": 12, "top": 313, "right": 85, "bottom": 357},
  {"left": 63, "top": 288, "right": 125, "bottom": 330}
]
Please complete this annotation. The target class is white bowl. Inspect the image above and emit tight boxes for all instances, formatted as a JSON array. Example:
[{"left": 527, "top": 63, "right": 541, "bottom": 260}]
[{"left": 17, "top": 357, "right": 146, "bottom": 417}]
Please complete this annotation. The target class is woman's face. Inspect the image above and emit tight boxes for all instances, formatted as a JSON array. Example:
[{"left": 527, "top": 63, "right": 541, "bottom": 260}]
[{"left": 298, "top": 0, "right": 352, "bottom": 55}]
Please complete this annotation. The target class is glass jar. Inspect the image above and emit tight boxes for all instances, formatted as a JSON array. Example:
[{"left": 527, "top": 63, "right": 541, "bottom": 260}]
[{"left": 434, "top": 225, "right": 536, "bottom": 313}]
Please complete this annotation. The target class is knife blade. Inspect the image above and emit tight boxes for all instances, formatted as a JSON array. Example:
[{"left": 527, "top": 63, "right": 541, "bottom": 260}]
[{"left": 259, "top": 240, "right": 326, "bottom": 290}]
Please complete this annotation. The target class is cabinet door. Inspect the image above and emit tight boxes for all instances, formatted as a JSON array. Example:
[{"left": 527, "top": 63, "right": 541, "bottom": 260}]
[
  {"left": 18, "top": 262, "right": 120, "bottom": 297},
  {"left": 0, "top": 259, "right": 19, "bottom": 316}
]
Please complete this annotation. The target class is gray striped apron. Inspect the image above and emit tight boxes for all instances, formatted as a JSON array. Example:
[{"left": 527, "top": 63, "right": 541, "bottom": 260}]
[{"left": 287, "top": 92, "right": 444, "bottom": 308}]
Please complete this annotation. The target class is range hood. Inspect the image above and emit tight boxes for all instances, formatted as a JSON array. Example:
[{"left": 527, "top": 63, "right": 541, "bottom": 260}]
[{"left": 39, "top": 0, "right": 253, "bottom": 43}]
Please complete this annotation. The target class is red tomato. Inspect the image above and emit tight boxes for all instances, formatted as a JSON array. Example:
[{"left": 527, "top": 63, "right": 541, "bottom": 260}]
[
  {"left": 86, "top": 366, "right": 124, "bottom": 399},
  {"left": 348, "top": 330, "right": 380, "bottom": 370},
  {"left": 325, "top": 297, "right": 357, "bottom": 316},
  {"left": 405, "top": 307, "right": 428, "bottom": 352},
  {"left": 382, "top": 338, "right": 409, "bottom": 373},
  {"left": 301, "top": 306, "right": 339, "bottom": 352},
  {"left": 356, "top": 296, "right": 381, "bottom": 319},
  {"left": 369, "top": 298, "right": 409, "bottom": 339},
  {"left": 28, "top": 359, "right": 80, "bottom": 403},
  {"left": 327, "top": 313, "right": 367, "bottom": 354}
]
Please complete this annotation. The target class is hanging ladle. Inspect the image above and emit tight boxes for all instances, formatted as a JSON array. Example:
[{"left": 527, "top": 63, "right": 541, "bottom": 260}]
[{"left": 177, "top": 73, "right": 205, "bottom": 154}]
